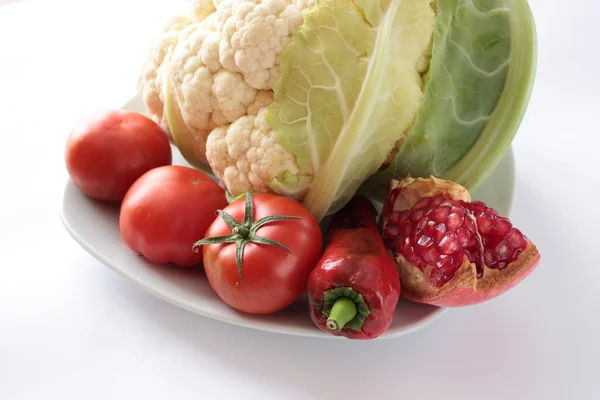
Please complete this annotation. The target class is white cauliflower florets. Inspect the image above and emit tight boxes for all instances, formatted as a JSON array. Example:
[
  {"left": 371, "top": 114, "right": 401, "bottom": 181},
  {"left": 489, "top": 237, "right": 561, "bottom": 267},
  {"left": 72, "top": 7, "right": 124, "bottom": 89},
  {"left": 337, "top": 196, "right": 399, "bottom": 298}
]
[
  {"left": 217, "top": 0, "right": 305, "bottom": 89},
  {"left": 207, "top": 107, "right": 299, "bottom": 194},
  {"left": 138, "top": 0, "right": 316, "bottom": 189}
]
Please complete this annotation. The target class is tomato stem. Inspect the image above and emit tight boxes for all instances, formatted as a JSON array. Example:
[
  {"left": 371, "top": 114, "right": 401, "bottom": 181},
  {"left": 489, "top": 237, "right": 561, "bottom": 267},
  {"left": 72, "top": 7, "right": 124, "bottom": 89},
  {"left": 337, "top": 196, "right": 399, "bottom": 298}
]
[
  {"left": 326, "top": 298, "right": 357, "bottom": 332},
  {"left": 233, "top": 226, "right": 250, "bottom": 239}
]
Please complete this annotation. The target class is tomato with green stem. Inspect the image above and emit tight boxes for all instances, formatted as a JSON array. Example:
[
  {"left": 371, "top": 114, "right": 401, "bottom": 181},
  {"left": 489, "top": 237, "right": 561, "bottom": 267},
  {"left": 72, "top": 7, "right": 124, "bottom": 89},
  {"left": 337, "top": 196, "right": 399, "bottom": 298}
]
[{"left": 194, "top": 193, "right": 323, "bottom": 314}]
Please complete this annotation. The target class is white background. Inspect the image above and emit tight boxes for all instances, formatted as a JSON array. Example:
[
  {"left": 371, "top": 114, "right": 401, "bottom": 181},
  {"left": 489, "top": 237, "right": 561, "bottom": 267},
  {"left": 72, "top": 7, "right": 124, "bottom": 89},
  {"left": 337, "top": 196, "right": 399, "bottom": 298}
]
[{"left": 1, "top": 0, "right": 598, "bottom": 399}]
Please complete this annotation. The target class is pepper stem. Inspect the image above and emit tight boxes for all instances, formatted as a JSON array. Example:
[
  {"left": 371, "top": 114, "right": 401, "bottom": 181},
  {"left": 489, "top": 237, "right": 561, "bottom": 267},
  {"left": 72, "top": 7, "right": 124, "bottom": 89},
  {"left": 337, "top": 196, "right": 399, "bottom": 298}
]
[{"left": 326, "top": 298, "right": 357, "bottom": 332}]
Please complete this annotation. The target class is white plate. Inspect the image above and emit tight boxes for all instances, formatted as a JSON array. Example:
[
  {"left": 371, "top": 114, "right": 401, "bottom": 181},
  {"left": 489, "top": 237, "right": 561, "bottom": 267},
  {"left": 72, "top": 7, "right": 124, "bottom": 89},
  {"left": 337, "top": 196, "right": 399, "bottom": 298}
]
[{"left": 59, "top": 95, "right": 516, "bottom": 339}]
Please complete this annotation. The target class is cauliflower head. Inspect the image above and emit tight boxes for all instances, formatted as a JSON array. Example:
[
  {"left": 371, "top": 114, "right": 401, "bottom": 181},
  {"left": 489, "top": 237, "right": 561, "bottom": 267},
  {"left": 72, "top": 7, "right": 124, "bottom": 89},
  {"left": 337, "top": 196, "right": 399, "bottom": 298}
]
[{"left": 138, "top": 0, "right": 314, "bottom": 189}]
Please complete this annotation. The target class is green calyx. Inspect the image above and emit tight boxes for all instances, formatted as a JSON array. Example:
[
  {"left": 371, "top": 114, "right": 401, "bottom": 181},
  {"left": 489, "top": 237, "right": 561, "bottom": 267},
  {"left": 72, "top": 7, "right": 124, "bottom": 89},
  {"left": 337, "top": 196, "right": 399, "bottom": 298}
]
[
  {"left": 322, "top": 287, "right": 370, "bottom": 332},
  {"left": 192, "top": 192, "right": 301, "bottom": 286}
]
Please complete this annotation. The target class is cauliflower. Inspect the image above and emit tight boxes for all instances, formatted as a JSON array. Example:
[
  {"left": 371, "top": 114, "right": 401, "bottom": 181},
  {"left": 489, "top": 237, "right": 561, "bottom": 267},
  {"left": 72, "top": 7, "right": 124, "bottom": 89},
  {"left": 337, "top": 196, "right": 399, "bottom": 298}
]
[
  {"left": 207, "top": 107, "right": 300, "bottom": 195},
  {"left": 138, "top": 0, "right": 315, "bottom": 172}
]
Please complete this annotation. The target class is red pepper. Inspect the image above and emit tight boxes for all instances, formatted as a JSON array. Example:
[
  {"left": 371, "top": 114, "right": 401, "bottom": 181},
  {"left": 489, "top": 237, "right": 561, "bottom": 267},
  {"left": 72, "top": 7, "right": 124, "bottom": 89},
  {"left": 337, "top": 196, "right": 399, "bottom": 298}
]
[{"left": 306, "top": 196, "right": 401, "bottom": 339}]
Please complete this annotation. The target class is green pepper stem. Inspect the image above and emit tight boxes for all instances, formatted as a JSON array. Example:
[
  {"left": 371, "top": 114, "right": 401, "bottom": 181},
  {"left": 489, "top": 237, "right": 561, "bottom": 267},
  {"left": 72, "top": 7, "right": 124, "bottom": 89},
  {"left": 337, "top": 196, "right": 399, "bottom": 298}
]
[{"left": 326, "top": 297, "right": 357, "bottom": 332}]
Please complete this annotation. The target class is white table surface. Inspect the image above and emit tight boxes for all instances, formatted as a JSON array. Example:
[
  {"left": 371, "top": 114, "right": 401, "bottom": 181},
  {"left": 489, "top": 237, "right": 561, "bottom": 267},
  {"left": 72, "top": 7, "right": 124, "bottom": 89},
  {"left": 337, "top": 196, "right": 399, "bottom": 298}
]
[{"left": 1, "top": 0, "right": 598, "bottom": 398}]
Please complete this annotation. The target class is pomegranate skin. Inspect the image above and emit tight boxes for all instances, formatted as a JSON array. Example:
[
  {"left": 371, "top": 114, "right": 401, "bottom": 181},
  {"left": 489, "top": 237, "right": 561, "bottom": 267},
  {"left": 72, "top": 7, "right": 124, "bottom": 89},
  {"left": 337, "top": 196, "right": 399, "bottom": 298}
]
[{"left": 381, "top": 175, "right": 541, "bottom": 307}]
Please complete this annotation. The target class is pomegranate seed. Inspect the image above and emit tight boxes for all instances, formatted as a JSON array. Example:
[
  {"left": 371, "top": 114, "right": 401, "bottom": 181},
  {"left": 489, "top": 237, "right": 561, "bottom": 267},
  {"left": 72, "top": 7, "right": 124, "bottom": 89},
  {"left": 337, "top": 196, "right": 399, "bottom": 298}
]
[
  {"left": 497, "top": 262, "right": 507, "bottom": 270},
  {"left": 412, "top": 229, "right": 424, "bottom": 244},
  {"left": 417, "top": 235, "right": 433, "bottom": 248},
  {"left": 495, "top": 217, "right": 512, "bottom": 234},
  {"left": 410, "top": 250, "right": 425, "bottom": 269},
  {"left": 412, "top": 197, "right": 430, "bottom": 210},
  {"left": 435, "top": 222, "right": 447, "bottom": 233},
  {"left": 424, "top": 220, "right": 437, "bottom": 236},
  {"left": 429, "top": 268, "right": 446, "bottom": 287},
  {"left": 440, "top": 200, "right": 454, "bottom": 208},
  {"left": 432, "top": 196, "right": 445, "bottom": 207},
  {"left": 482, "top": 236, "right": 494, "bottom": 248},
  {"left": 506, "top": 228, "right": 525, "bottom": 248},
  {"left": 389, "top": 211, "right": 401, "bottom": 224},
  {"left": 404, "top": 246, "right": 417, "bottom": 262},
  {"left": 445, "top": 211, "right": 464, "bottom": 231},
  {"left": 417, "top": 218, "right": 429, "bottom": 231},
  {"left": 438, "top": 233, "right": 460, "bottom": 255},
  {"left": 436, "top": 254, "right": 455, "bottom": 272},
  {"left": 421, "top": 246, "right": 439, "bottom": 264},
  {"left": 434, "top": 223, "right": 447, "bottom": 242},
  {"left": 514, "top": 247, "right": 523, "bottom": 257},
  {"left": 495, "top": 240, "right": 511, "bottom": 261},
  {"left": 398, "top": 210, "right": 410, "bottom": 225},
  {"left": 457, "top": 228, "right": 471, "bottom": 247},
  {"left": 402, "top": 237, "right": 411, "bottom": 253},
  {"left": 452, "top": 205, "right": 465, "bottom": 214},
  {"left": 468, "top": 237, "right": 479, "bottom": 248},
  {"left": 468, "top": 201, "right": 487, "bottom": 214},
  {"left": 432, "top": 206, "right": 451, "bottom": 222},
  {"left": 478, "top": 214, "right": 493, "bottom": 235},
  {"left": 483, "top": 249, "right": 496, "bottom": 267},
  {"left": 410, "top": 209, "right": 424, "bottom": 223},
  {"left": 429, "top": 256, "right": 457, "bottom": 287}
]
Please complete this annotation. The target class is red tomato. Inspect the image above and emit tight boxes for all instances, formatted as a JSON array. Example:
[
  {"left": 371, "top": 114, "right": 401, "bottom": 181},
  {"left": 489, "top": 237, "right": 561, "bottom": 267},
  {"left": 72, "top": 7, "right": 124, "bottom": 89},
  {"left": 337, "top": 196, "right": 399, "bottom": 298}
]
[
  {"left": 119, "top": 165, "right": 228, "bottom": 267},
  {"left": 65, "top": 109, "right": 172, "bottom": 202},
  {"left": 196, "top": 193, "right": 323, "bottom": 314}
]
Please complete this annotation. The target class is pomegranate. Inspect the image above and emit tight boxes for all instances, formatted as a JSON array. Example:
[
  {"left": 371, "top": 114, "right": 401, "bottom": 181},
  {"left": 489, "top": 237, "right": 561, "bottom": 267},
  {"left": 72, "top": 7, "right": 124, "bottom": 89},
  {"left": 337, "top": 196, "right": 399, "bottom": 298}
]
[{"left": 380, "top": 176, "right": 540, "bottom": 307}]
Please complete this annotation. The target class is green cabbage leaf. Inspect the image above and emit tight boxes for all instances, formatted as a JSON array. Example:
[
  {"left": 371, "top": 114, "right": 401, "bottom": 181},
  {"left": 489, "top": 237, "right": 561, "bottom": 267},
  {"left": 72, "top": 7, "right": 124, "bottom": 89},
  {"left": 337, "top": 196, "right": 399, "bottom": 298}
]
[{"left": 384, "top": 0, "right": 537, "bottom": 191}]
